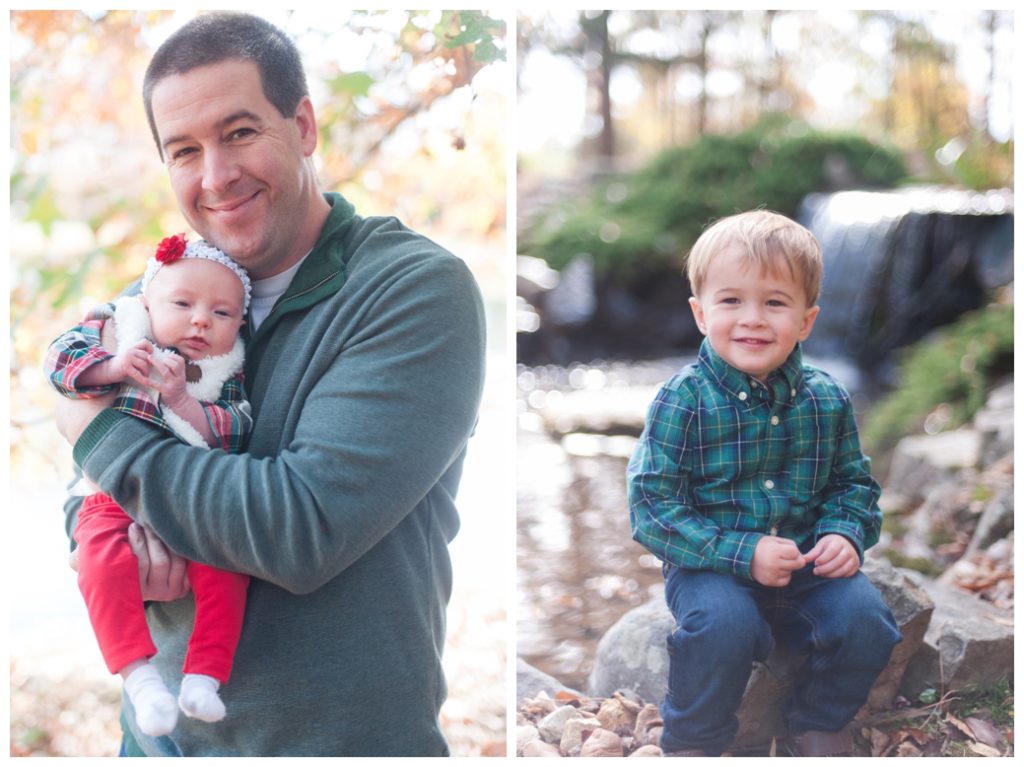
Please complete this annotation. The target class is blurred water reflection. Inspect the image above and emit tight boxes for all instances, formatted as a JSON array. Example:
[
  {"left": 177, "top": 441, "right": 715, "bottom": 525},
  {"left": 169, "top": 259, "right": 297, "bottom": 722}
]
[{"left": 516, "top": 360, "right": 681, "bottom": 690}]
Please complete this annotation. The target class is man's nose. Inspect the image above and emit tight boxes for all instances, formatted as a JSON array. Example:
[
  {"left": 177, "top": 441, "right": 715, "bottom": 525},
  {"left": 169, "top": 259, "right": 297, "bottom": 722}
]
[{"left": 201, "top": 146, "right": 241, "bottom": 194}]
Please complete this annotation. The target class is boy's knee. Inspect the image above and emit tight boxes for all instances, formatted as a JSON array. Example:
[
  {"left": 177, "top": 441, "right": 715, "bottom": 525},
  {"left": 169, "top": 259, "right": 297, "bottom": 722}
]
[
  {"left": 820, "top": 582, "right": 901, "bottom": 651},
  {"left": 668, "top": 602, "right": 770, "bottom": 661}
]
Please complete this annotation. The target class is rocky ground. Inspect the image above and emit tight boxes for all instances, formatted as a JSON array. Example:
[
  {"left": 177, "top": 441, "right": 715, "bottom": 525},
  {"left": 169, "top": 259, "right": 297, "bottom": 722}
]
[
  {"left": 517, "top": 377, "right": 1014, "bottom": 758},
  {"left": 516, "top": 683, "right": 1013, "bottom": 757}
]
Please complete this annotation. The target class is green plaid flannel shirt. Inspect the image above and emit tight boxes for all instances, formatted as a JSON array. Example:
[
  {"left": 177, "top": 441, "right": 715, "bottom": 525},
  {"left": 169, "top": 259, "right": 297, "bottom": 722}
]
[{"left": 627, "top": 340, "right": 881, "bottom": 580}]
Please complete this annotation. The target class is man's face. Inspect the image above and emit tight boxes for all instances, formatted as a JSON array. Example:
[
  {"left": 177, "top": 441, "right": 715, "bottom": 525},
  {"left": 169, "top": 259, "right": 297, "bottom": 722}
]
[{"left": 150, "top": 59, "right": 319, "bottom": 279}]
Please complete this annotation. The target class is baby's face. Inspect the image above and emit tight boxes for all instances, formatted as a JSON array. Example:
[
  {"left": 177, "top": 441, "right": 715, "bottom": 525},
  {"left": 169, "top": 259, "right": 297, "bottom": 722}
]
[
  {"left": 689, "top": 244, "right": 819, "bottom": 381},
  {"left": 143, "top": 259, "right": 245, "bottom": 360}
]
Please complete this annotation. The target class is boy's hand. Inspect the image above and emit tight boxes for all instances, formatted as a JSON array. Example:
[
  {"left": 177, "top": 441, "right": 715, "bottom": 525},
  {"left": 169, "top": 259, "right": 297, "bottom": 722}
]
[
  {"left": 804, "top": 534, "right": 859, "bottom": 578},
  {"left": 751, "top": 536, "right": 804, "bottom": 587}
]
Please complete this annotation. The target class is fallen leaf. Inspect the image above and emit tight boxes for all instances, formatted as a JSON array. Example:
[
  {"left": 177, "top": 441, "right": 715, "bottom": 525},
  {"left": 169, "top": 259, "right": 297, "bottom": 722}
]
[
  {"left": 968, "top": 742, "right": 1003, "bottom": 757},
  {"left": 896, "top": 741, "right": 922, "bottom": 757},
  {"left": 946, "top": 713, "right": 975, "bottom": 739},
  {"left": 966, "top": 717, "right": 1004, "bottom": 749},
  {"left": 869, "top": 727, "right": 890, "bottom": 757}
]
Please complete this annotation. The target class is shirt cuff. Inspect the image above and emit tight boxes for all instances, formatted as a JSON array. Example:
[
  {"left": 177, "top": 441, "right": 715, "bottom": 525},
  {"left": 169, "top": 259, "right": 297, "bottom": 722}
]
[
  {"left": 715, "top": 530, "right": 762, "bottom": 580},
  {"left": 72, "top": 407, "right": 130, "bottom": 468},
  {"left": 815, "top": 521, "right": 866, "bottom": 561}
]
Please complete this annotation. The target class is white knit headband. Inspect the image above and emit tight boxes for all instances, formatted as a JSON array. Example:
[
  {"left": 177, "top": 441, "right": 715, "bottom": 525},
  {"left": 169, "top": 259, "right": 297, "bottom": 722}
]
[{"left": 141, "top": 236, "right": 252, "bottom": 313}]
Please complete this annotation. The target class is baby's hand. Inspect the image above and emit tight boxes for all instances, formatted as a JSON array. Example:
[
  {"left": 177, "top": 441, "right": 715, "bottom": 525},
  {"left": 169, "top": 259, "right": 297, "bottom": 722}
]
[
  {"left": 150, "top": 353, "right": 189, "bottom": 410},
  {"left": 750, "top": 535, "right": 804, "bottom": 587},
  {"left": 111, "top": 339, "right": 156, "bottom": 386},
  {"left": 804, "top": 534, "right": 859, "bottom": 578}
]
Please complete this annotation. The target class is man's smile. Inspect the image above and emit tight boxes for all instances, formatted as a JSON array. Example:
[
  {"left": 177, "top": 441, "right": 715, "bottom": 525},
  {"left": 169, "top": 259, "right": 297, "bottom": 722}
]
[{"left": 204, "top": 190, "right": 261, "bottom": 217}]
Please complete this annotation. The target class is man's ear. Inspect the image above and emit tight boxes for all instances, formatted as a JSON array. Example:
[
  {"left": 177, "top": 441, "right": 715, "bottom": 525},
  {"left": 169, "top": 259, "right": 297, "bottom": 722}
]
[
  {"left": 294, "top": 96, "right": 318, "bottom": 157},
  {"left": 688, "top": 296, "right": 707, "bottom": 335}
]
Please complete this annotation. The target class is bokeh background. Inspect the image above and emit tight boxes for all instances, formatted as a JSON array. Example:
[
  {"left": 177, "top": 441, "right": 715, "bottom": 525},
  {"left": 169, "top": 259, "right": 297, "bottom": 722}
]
[
  {"left": 515, "top": 9, "right": 1013, "bottom": 756},
  {"left": 9, "top": 9, "right": 509, "bottom": 757}
]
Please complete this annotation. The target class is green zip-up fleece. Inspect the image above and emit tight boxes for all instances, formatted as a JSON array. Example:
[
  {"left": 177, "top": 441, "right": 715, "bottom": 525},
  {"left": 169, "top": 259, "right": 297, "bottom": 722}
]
[{"left": 67, "top": 193, "right": 487, "bottom": 756}]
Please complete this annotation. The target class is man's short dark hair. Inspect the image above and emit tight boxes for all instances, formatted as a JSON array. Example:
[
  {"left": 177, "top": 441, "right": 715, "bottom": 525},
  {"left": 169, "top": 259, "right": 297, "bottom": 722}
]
[{"left": 143, "top": 12, "right": 309, "bottom": 156}]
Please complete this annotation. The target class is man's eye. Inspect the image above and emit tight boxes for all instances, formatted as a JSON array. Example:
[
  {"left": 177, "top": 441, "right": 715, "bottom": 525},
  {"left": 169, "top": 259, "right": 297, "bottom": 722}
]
[
  {"left": 229, "top": 128, "right": 255, "bottom": 140},
  {"left": 171, "top": 147, "right": 196, "bottom": 160}
]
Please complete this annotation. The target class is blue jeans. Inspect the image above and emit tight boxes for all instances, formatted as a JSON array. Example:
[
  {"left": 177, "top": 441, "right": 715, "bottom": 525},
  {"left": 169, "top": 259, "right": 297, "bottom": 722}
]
[{"left": 660, "top": 563, "right": 901, "bottom": 755}]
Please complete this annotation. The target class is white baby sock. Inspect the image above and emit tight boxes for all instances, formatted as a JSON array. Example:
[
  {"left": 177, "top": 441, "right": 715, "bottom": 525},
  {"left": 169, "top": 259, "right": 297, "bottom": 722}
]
[
  {"left": 124, "top": 664, "right": 179, "bottom": 737},
  {"left": 178, "top": 673, "right": 227, "bottom": 723}
]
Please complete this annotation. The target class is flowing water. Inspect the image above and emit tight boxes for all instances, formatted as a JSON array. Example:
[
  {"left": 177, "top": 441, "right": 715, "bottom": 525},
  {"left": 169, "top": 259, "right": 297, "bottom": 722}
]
[{"left": 516, "top": 360, "right": 682, "bottom": 691}]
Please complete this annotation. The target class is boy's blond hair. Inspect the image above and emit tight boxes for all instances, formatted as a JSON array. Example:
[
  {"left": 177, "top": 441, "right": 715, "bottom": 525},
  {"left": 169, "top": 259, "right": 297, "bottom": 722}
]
[{"left": 686, "top": 210, "right": 823, "bottom": 306}]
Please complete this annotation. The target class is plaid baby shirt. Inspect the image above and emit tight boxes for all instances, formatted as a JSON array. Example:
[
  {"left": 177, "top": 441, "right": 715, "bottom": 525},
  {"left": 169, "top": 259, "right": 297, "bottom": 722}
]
[{"left": 44, "top": 302, "right": 250, "bottom": 453}]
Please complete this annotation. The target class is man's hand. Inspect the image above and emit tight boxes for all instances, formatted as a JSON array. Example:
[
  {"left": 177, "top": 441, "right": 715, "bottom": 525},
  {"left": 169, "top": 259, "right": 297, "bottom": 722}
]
[
  {"left": 68, "top": 522, "right": 190, "bottom": 601},
  {"left": 804, "top": 534, "right": 860, "bottom": 578},
  {"left": 55, "top": 394, "right": 116, "bottom": 446},
  {"left": 750, "top": 535, "right": 804, "bottom": 587},
  {"left": 129, "top": 523, "right": 191, "bottom": 600}
]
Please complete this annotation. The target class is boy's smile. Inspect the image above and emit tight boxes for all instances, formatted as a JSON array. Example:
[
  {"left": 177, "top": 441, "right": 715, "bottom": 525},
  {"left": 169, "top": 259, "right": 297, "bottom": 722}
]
[{"left": 689, "top": 244, "right": 820, "bottom": 381}]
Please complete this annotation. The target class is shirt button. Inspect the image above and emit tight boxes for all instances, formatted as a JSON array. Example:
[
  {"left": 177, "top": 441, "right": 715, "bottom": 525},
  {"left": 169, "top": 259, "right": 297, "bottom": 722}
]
[
  {"left": 791, "top": 388, "right": 797, "bottom": 398},
  {"left": 738, "top": 391, "right": 748, "bottom": 401},
  {"left": 771, "top": 415, "right": 780, "bottom": 426},
  {"left": 764, "top": 479, "right": 775, "bottom": 489}
]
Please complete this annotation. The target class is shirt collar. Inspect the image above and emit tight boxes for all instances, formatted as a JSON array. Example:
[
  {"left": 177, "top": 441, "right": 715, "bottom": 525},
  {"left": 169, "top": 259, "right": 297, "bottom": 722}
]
[{"left": 697, "top": 339, "right": 805, "bottom": 405}]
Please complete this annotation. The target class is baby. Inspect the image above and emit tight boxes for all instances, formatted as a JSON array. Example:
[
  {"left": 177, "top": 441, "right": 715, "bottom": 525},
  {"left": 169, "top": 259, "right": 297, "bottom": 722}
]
[{"left": 45, "top": 235, "right": 253, "bottom": 736}]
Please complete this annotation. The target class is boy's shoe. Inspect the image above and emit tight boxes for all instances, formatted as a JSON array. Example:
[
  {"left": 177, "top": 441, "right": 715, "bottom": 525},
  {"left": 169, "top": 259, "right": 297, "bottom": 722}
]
[{"left": 788, "top": 728, "right": 854, "bottom": 757}]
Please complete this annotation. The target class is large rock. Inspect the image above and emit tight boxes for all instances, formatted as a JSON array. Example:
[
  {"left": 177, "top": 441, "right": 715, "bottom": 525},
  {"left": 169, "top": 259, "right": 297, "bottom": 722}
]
[
  {"left": 885, "top": 429, "right": 981, "bottom": 502},
  {"left": 899, "top": 574, "right": 1014, "bottom": 696},
  {"left": 518, "top": 658, "right": 583, "bottom": 707},
  {"left": 972, "top": 379, "right": 1014, "bottom": 468},
  {"left": 586, "top": 558, "right": 934, "bottom": 749},
  {"left": 586, "top": 596, "right": 674, "bottom": 705},
  {"left": 860, "top": 557, "right": 935, "bottom": 710}
]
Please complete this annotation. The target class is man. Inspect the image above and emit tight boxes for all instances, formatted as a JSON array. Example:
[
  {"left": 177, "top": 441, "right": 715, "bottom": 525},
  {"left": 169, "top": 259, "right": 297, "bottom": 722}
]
[{"left": 57, "top": 11, "right": 487, "bottom": 756}]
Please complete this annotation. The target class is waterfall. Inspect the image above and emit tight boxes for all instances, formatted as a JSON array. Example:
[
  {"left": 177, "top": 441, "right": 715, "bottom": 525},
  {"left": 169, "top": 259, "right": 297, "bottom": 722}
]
[{"left": 798, "top": 187, "right": 1013, "bottom": 372}]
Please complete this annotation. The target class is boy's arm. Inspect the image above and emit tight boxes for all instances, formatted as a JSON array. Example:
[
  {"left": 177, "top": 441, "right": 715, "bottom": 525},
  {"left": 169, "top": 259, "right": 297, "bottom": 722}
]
[
  {"left": 627, "top": 385, "right": 763, "bottom": 580},
  {"left": 812, "top": 395, "right": 883, "bottom": 560}
]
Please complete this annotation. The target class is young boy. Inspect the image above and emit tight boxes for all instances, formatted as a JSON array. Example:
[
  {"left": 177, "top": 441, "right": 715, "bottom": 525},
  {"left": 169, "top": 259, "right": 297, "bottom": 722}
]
[
  {"left": 45, "top": 235, "right": 253, "bottom": 738},
  {"left": 627, "top": 210, "right": 901, "bottom": 757}
]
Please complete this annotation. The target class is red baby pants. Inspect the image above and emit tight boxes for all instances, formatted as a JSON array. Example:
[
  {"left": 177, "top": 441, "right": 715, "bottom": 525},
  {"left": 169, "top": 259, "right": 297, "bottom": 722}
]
[{"left": 74, "top": 492, "right": 249, "bottom": 684}]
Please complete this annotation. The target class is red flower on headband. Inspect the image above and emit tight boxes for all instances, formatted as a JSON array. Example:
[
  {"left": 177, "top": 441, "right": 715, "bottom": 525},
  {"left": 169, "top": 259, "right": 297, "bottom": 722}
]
[{"left": 155, "top": 233, "right": 188, "bottom": 264}]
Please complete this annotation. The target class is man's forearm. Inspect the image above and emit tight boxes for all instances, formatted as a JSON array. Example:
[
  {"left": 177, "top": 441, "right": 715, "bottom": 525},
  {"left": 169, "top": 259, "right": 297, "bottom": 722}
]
[{"left": 55, "top": 393, "right": 116, "bottom": 447}]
